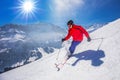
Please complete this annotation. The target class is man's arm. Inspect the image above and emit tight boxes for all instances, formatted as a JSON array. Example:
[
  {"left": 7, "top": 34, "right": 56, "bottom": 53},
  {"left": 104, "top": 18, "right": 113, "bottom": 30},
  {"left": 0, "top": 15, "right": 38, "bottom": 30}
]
[
  {"left": 62, "top": 29, "right": 72, "bottom": 42},
  {"left": 80, "top": 26, "right": 89, "bottom": 38},
  {"left": 79, "top": 26, "right": 91, "bottom": 42}
]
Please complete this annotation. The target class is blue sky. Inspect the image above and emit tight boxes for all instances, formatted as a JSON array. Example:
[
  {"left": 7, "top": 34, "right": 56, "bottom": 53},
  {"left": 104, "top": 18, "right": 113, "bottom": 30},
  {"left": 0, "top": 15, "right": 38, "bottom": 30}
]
[{"left": 0, "top": 0, "right": 120, "bottom": 28}]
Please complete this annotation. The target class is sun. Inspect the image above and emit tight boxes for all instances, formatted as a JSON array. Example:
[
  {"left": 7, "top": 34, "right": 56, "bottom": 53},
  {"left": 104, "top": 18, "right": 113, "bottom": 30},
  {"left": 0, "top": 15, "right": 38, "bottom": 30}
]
[
  {"left": 16, "top": 0, "right": 38, "bottom": 19},
  {"left": 22, "top": 0, "right": 34, "bottom": 13}
]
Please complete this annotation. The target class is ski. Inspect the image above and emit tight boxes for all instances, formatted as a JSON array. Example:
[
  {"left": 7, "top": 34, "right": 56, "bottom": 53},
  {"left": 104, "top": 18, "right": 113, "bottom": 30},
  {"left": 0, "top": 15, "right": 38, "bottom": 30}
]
[{"left": 55, "top": 56, "right": 70, "bottom": 71}]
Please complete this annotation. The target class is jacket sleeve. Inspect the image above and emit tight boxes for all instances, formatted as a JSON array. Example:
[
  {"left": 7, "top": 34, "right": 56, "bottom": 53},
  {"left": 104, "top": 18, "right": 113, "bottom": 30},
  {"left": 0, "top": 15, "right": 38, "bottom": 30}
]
[
  {"left": 80, "top": 26, "right": 90, "bottom": 38},
  {"left": 64, "top": 29, "right": 72, "bottom": 40}
]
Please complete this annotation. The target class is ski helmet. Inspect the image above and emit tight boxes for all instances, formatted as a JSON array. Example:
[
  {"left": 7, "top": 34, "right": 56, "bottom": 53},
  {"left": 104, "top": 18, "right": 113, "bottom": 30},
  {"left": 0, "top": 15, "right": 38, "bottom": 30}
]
[{"left": 67, "top": 20, "right": 74, "bottom": 25}]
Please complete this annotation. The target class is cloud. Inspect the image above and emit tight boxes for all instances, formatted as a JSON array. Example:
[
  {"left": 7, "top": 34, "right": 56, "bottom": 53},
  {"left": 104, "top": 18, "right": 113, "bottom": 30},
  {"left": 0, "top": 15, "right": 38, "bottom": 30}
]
[
  {"left": 50, "top": 0, "right": 84, "bottom": 18},
  {"left": 48, "top": 0, "right": 85, "bottom": 27}
]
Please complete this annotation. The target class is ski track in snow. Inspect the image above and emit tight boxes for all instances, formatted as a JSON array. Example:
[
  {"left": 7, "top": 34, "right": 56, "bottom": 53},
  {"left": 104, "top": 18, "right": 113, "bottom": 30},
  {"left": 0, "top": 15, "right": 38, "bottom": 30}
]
[{"left": 0, "top": 19, "right": 120, "bottom": 80}]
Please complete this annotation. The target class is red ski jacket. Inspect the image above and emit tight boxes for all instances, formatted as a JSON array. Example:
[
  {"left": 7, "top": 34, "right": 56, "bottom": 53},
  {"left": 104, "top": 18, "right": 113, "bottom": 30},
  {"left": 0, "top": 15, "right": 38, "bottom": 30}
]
[{"left": 64, "top": 24, "right": 90, "bottom": 41}]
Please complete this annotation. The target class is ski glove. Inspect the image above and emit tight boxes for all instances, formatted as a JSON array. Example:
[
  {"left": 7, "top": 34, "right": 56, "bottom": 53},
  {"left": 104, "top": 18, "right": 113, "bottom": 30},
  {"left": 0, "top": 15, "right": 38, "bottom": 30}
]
[
  {"left": 62, "top": 38, "right": 65, "bottom": 42},
  {"left": 87, "top": 37, "right": 91, "bottom": 42}
]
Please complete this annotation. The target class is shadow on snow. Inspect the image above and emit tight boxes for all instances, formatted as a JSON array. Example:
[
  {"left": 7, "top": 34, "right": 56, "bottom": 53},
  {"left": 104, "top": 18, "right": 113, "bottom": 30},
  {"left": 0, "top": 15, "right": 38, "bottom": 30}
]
[{"left": 72, "top": 50, "right": 105, "bottom": 67}]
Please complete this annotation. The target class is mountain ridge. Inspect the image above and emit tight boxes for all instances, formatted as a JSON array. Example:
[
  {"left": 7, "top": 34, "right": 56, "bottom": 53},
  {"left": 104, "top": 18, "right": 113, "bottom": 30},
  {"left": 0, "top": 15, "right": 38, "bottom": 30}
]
[{"left": 0, "top": 23, "right": 65, "bottom": 73}]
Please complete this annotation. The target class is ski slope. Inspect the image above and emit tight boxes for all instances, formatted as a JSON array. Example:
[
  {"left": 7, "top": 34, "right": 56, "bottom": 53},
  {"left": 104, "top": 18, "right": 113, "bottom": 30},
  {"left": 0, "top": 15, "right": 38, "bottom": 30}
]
[{"left": 0, "top": 19, "right": 120, "bottom": 80}]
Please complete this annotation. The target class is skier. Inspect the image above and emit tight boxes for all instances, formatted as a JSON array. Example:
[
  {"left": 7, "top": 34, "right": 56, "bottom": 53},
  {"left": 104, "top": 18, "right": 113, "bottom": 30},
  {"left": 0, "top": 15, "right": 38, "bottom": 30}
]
[{"left": 62, "top": 20, "right": 91, "bottom": 58}]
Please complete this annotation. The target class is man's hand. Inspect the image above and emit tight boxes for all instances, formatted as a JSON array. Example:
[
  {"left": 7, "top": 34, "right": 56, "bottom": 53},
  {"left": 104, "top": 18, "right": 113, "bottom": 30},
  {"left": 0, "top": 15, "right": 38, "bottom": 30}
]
[
  {"left": 62, "top": 38, "right": 65, "bottom": 42},
  {"left": 87, "top": 37, "right": 91, "bottom": 42}
]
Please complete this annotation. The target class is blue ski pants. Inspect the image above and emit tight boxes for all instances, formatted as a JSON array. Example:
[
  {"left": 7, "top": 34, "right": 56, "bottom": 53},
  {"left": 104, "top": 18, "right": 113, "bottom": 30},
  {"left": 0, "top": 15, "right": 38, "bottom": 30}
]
[{"left": 69, "top": 41, "right": 81, "bottom": 55}]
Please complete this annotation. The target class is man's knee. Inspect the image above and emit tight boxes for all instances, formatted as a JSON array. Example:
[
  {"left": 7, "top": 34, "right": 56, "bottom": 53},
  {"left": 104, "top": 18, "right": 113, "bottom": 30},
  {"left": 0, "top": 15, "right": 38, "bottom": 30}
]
[{"left": 69, "top": 47, "right": 74, "bottom": 54}]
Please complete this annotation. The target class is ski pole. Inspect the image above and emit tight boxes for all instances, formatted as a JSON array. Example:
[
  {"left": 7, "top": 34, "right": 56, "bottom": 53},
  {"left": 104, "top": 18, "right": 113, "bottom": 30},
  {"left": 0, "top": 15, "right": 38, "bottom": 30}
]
[
  {"left": 56, "top": 48, "right": 61, "bottom": 60},
  {"left": 91, "top": 37, "right": 104, "bottom": 50},
  {"left": 56, "top": 42, "right": 64, "bottom": 60},
  {"left": 91, "top": 37, "right": 104, "bottom": 40}
]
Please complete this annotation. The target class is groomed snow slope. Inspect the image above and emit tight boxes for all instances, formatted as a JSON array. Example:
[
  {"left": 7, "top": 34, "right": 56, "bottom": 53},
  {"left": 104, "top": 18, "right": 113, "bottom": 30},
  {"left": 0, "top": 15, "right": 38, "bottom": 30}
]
[{"left": 0, "top": 19, "right": 120, "bottom": 80}]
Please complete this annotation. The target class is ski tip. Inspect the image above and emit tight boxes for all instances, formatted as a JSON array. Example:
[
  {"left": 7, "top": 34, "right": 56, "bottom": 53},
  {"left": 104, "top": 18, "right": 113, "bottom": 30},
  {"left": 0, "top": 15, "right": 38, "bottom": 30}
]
[
  {"left": 57, "top": 68, "right": 60, "bottom": 71},
  {"left": 55, "top": 63, "right": 60, "bottom": 71}
]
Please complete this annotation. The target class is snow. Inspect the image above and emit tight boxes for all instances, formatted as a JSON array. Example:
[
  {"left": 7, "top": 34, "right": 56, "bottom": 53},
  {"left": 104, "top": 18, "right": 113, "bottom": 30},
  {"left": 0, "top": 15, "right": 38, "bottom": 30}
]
[
  {"left": 0, "top": 48, "right": 8, "bottom": 53},
  {"left": 87, "top": 23, "right": 106, "bottom": 33},
  {"left": 0, "top": 19, "right": 120, "bottom": 80},
  {"left": 0, "top": 32, "right": 25, "bottom": 42},
  {"left": 0, "top": 38, "right": 12, "bottom": 41}
]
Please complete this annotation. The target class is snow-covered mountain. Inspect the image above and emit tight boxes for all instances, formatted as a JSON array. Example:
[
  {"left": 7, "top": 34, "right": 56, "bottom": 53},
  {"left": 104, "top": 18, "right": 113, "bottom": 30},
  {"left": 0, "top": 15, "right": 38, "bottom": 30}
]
[
  {"left": 0, "top": 23, "right": 66, "bottom": 73},
  {"left": 87, "top": 23, "right": 107, "bottom": 33},
  {"left": 0, "top": 18, "right": 120, "bottom": 80}
]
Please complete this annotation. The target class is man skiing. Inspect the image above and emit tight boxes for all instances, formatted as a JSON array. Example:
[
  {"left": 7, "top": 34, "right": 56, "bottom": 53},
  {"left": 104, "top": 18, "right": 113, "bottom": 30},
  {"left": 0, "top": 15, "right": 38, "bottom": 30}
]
[{"left": 62, "top": 20, "right": 91, "bottom": 58}]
